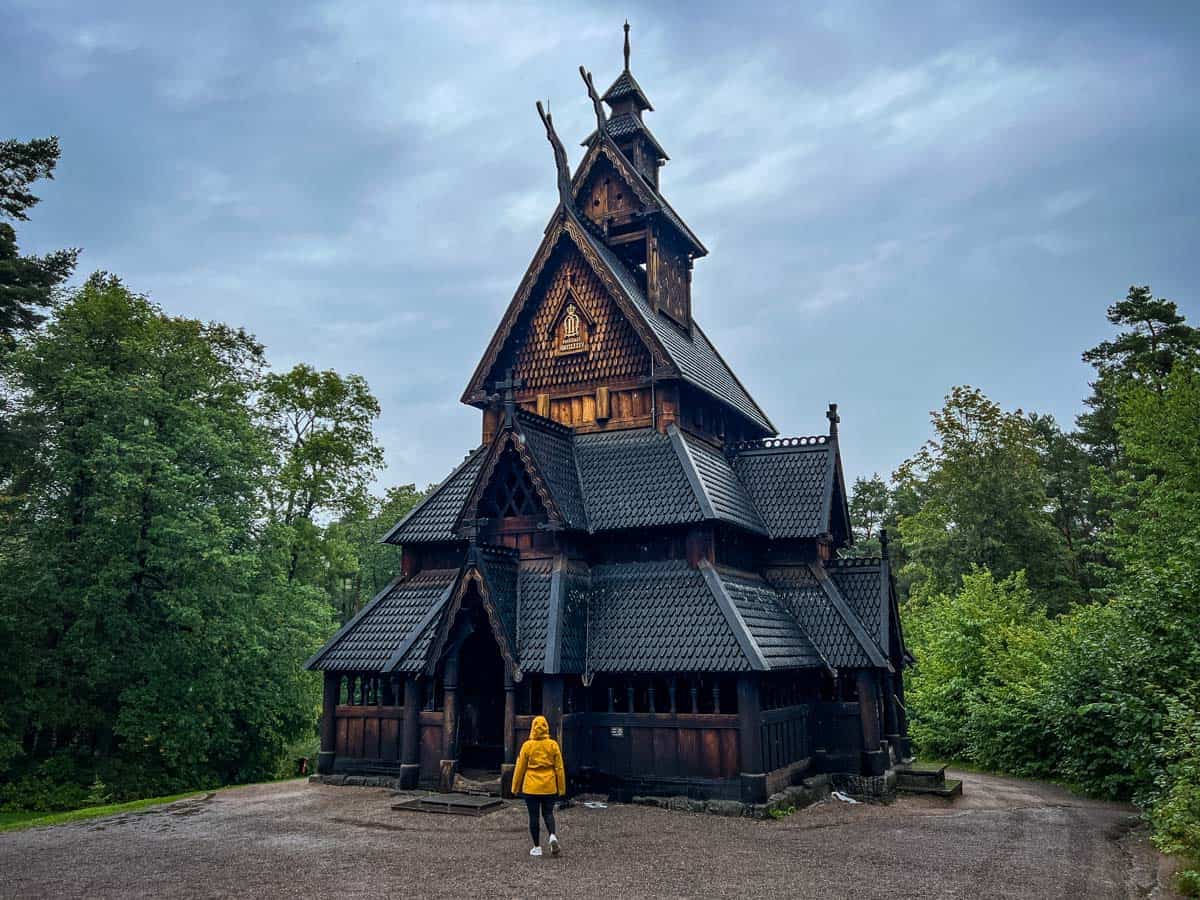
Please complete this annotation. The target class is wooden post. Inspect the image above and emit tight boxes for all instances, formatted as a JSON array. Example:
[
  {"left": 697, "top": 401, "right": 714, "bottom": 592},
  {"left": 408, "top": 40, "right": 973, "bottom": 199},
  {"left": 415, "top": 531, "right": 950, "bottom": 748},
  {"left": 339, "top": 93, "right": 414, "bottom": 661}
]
[
  {"left": 856, "top": 669, "right": 887, "bottom": 776},
  {"left": 501, "top": 669, "right": 517, "bottom": 798},
  {"left": 503, "top": 670, "right": 517, "bottom": 764},
  {"left": 737, "top": 675, "right": 766, "bottom": 803},
  {"left": 543, "top": 675, "right": 565, "bottom": 739},
  {"left": 400, "top": 677, "right": 421, "bottom": 789},
  {"left": 317, "top": 672, "right": 339, "bottom": 775},
  {"left": 440, "top": 657, "right": 460, "bottom": 790}
]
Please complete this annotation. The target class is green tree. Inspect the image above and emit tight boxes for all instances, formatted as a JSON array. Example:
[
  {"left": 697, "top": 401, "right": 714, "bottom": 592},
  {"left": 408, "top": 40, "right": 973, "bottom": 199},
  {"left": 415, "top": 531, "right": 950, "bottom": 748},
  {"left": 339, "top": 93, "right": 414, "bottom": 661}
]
[
  {"left": 322, "top": 483, "right": 426, "bottom": 623},
  {"left": 0, "top": 275, "right": 329, "bottom": 804},
  {"left": 903, "top": 569, "right": 1054, "bottom": 773},
  {"left": 1077, "top": 285, "right": 1200, "bottom": 470},
  {"left": 259, "top": 364, "right": 384, "bottom": 587},
  {"left": 845, "top": 473, "right": 890, "bottom": 558},
  {"left": 0, "top": 136, "right": 78, "bottom": 481},
  {"left": 893, "top": 386, "right": 1078, "bottom": 610}
]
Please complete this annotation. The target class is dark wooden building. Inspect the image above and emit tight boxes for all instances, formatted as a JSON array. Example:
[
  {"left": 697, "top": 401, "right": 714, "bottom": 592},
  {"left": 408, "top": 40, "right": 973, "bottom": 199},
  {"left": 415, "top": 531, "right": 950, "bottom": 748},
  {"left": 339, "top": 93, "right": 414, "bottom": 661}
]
[{"left": 306, "top": 27, "right": 911, "bottom": 803}]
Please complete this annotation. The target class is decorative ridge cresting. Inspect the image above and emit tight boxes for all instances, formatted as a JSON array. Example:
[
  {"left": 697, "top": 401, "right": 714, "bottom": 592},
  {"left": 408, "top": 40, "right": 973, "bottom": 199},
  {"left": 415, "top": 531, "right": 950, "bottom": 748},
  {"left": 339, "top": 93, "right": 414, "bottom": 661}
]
[{"left": 726, "top": 435, "right": 830, "bottom": 454}]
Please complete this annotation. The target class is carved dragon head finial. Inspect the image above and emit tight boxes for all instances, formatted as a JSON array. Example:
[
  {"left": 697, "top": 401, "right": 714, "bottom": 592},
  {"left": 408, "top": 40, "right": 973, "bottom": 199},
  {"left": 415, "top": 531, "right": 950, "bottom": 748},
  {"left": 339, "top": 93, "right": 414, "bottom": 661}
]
[
  {"left": 536, "top": 100, "right": 573, "bottom": 209},
  {"left": 579, "top": 66, "right": 607, "bottom": 136}
]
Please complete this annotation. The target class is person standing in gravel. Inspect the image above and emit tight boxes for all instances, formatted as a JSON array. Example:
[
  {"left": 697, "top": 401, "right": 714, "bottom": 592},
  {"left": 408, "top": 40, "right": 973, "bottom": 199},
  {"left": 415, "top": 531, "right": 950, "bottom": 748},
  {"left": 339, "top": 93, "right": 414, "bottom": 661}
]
[{"left": 512, "top": 715, "right": 566, "bottom": 857}]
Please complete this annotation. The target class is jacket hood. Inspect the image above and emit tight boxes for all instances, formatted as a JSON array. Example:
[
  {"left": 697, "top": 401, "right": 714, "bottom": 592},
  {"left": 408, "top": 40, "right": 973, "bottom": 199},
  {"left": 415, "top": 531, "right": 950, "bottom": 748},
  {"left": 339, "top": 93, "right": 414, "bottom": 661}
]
[{"left": 530, "top": 715, "right": 550, "bottom": 740}]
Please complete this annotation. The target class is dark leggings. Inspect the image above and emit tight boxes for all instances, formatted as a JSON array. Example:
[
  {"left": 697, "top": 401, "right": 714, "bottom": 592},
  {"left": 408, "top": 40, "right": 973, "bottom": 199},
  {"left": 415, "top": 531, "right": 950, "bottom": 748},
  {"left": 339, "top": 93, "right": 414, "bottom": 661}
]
[{"left": 524, "top": 795, "right": 557, "bottom": 845}]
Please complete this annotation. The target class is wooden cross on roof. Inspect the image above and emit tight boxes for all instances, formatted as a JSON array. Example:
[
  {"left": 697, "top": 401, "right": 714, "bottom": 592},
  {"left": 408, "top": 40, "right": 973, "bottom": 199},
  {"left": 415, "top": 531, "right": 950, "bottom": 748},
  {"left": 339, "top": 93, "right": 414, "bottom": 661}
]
[{"left": 494, "top": 369, "right": 524, "bottom": 427}]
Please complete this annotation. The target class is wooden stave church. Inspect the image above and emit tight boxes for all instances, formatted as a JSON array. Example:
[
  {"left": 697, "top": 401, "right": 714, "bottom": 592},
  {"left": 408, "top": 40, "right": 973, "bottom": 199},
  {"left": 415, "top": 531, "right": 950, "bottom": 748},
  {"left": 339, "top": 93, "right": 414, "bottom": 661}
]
[{"left": 306, "top": 27, "right": 911, "bottom": 804}]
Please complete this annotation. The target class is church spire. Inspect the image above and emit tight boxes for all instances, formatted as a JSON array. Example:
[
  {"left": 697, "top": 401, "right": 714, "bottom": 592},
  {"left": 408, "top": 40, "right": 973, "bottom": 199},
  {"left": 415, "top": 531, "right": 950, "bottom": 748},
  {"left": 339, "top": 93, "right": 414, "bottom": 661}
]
[{"left": 623, "top": 20, "right": 631, "bottom": 71}]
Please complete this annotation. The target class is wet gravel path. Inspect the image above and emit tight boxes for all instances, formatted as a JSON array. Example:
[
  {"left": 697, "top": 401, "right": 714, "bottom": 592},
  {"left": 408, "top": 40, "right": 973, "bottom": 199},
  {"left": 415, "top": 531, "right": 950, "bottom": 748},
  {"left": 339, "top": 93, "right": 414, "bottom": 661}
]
[{"left": 0, "top": 771, "right": 1180, "bottom": 899}]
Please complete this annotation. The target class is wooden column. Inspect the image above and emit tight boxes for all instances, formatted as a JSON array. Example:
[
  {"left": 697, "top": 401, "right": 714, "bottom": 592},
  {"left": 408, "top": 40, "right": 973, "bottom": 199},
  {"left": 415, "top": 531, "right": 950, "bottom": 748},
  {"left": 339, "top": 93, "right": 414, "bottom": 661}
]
[
  {"left": 317, "top": 672, "right": 339, "bottom": 775},
  {"left": 737, "top": 675, "right": 767, "bottom": 803},
  {"left": 400, "top": 677, "right": 421, "bottom": 789},
  {"left": 503, "top": 670, "right": 517, "bottom": 764},
  {"left": 440, "top": 657, "right": 460, "bottom": 791},
  {"left": 542, "top": 675, "right": 565, "bottom": 739},
  {"left": 501, "top": 669, "right": 518, "bottom": 798},
  {"left": 856, "top": 669, "right": 887, "bottom": 776}
]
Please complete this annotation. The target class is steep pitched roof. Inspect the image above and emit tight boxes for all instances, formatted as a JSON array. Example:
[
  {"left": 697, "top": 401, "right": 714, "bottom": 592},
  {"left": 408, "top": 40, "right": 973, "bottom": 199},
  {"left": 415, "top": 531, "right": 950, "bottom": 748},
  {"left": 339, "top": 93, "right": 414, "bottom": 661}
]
[
  {"left": 380, "top": 449, "right": 484, "bottom": 545},
  {"left": 730, "top": 437, "right": 840, "bottom": 538},
  {"left": 581, "top": 113, "right": 669, "bottom": 160},
  {"left": 707, "top": 567, "right": 828, "bottom": 671},
  {"left": 674, "top": 429, "right": 767, "bottom": 535},
  {"left": 602, "top": 68, "right": 653, "bottom": 110},
  {"left": 573, "top": 220, "right": 772, "bottom": 433},
  {"left": 305, "top": 568, "right": 458, "bottom": 672},
  {"left": 515, "top": 411, "right": 588, "bottom": 528},
  {"left": 462, "top": 212, "right": 771, "bottom": 435},
  {"left": 828, "top": 558, "right": 889, "bottom": 655},
  {"left": 585, "top": 559, "right": 751, "bottom": 672},
  {"left": 516, "top": 559, "right": 553, "bottom": 671},
  {"left": 574, "top": 428, "right": 703, "bottom": 530},
  {"left": 763, "top": 563, "right": 890, "bottom": 671}
]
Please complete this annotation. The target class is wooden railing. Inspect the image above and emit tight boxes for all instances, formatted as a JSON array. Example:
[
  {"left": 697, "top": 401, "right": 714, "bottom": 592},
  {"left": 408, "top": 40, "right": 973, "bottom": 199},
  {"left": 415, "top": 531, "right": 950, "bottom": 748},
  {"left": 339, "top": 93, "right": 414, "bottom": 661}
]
[{"left": 760, "top": 704, "right": 811, "bottom": 773}]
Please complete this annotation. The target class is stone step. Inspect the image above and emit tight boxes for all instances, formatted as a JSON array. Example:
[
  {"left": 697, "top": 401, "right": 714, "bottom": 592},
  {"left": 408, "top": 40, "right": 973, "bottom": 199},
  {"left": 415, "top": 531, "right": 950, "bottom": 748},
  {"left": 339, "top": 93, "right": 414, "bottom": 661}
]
[
  {"left": 895, "top": 763, "right": 947, "bottom": 787},
  {"left": 898, "top": 777, "right": 963, "bottom": 799}
]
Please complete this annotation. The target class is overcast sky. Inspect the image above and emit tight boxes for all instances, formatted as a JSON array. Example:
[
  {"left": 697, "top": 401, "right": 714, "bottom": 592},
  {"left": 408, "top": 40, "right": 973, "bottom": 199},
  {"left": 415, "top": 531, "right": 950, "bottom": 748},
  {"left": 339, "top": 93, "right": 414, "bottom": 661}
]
[{"left": 5, "top": 0, "right": 1199, "bottom": 492}]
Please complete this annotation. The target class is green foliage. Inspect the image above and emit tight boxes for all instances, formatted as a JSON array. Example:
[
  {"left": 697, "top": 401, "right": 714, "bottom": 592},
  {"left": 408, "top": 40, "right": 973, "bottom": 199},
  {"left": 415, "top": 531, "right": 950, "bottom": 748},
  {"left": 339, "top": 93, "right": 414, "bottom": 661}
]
[
  {"left": 0, "top": 274, "right": 334, "bottom": 803},
  {"left": 1149, "top": 695, "right": 1200, "bottom": 893},
  {"left": 894, "top": 386, "right": 1079, "bottom": 611},
  {"left": 846, "top": 473, "right": 889, "bottom": 558},
  {"left": 322, "top": 483, "right": 426, "bottom": 623},
  {"left": 903, "top": 569, "right": 1055, "bottom": 775}
]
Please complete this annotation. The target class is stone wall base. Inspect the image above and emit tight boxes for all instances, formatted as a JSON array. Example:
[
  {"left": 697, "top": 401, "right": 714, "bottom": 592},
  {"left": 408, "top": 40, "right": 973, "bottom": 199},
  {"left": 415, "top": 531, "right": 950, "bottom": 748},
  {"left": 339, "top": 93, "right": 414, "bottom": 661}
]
[
  {"left": 830, "top": 768, "right": 897, "bottom": 801},
  {"left": 632, "top": 774, "right": 832, "bottom": 820},
  {"left": 308, "top": 774, "right": 399, "bottom": 789}
]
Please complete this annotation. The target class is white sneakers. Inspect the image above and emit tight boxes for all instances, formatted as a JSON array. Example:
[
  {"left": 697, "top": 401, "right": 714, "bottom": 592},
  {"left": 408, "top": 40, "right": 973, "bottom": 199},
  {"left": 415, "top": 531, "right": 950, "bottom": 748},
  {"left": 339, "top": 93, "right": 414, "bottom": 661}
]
[{"left": 530, "top": 836, "right": 561, "bottom": 858}]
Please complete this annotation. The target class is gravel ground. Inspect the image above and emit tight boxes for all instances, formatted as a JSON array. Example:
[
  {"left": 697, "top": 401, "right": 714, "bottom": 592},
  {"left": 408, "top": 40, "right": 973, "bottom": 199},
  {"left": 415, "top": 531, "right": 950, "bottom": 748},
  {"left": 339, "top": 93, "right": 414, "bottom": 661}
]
[{"left": 0, "top": 770, "right": 1181, "bottom": 900}]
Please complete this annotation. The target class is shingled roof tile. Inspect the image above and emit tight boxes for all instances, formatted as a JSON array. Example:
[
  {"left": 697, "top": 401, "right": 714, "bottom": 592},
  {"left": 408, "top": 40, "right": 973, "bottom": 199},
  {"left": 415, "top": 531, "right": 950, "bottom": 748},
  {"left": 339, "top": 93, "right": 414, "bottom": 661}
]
[
  {"left": 381, "top": 448, "right": 485, "bottom": 544},
  {"left": 714, "top": 568, "right": 826, "bottom": 670},
  {"left": 764, "top": 565, "right": 873, "bottom": 670},
  {"left": 307, "top": 568, "right": 459, "bottom": 673},
  {"left": 587, "top": 560, "right": 750, "bottom": 672},
  {"left": 730, "top": 438, "right": 834, "bottom": 538},
  {"left": 574, "top": 429, "right": 704, "bottom": 530}
]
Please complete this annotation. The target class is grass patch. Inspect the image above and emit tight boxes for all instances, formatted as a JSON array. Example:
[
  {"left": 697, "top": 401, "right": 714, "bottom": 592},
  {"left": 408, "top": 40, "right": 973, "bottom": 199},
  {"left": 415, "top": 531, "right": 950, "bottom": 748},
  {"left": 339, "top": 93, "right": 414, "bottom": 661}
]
[{"left": 0, "top": 791, "right": 207, "bottom": 833}]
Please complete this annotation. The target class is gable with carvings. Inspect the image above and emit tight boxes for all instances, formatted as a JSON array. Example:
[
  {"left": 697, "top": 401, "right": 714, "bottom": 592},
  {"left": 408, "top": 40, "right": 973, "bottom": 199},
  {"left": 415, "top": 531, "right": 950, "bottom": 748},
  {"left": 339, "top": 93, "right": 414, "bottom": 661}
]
[
  {"left": 579, "top": 156, "right": 645, "bottom": 227},
  {"left": 492, "top": 240, "right": 651, "bottom": 395}
]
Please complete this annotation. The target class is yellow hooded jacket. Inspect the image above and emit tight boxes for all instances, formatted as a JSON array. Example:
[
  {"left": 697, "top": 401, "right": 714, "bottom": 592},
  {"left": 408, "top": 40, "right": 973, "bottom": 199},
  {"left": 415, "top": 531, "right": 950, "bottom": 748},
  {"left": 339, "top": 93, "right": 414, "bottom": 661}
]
[{"left": 512, "top": 715, "right": 565, "bottom": 796}]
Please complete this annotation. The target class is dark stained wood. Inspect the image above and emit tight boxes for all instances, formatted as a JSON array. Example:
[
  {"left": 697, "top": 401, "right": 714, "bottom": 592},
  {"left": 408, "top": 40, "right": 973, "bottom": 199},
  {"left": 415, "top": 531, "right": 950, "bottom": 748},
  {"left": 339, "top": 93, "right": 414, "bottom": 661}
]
[
  {"left": 856, "top": 670, "right": 882, "bottom": 751},
  {"left": 318, "top": 672, "right": 338, "bottom": 774},
  {"left": 737, "top": 676, "right": 764, "bottom": 775}
]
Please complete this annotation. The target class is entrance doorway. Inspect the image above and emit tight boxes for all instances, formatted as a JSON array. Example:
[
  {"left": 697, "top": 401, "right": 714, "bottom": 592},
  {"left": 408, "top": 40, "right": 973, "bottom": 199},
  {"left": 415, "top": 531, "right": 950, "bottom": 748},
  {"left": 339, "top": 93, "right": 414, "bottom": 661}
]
[{"left": 456, "top": 606, "right": 506, "bottom": 773}]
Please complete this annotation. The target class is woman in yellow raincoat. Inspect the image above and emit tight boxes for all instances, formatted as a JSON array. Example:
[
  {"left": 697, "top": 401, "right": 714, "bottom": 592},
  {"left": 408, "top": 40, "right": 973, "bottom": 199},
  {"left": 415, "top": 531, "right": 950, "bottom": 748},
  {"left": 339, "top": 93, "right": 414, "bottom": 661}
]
[{"left": 512, "top": 715, "right": 566, "bottom": 856}]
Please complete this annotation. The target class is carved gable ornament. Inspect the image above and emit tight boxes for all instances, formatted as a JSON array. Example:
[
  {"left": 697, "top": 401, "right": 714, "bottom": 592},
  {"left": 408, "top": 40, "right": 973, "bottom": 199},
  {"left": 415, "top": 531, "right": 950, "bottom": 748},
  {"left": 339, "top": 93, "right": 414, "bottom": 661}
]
[{"left": 547, "top": 289, "right": 595, "bottom": 357}]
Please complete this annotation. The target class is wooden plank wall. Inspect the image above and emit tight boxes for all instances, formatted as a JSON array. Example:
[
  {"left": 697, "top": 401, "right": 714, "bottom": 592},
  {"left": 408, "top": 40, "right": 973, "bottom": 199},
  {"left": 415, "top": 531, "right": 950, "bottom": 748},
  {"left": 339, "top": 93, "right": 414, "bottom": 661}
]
[
  {"left": 334, "top": 705, "right": 403, "bottom": 762},
  {"left": 813, "top": 701, "right": 862, "bottom": 754},
  {"left": 419, "top": 710, "right": 444, "bottom": 779},
  {"left": 588, "top": 713, "right": 739, "bottom": 779}
]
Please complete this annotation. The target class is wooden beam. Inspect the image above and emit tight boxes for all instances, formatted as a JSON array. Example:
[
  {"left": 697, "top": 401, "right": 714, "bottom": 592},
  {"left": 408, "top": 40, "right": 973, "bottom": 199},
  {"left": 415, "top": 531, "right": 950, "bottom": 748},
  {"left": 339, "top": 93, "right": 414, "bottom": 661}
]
[
  {"left": 737, "top": 675, "right": 767, "bottom": 803},
  {"left": 318, "top": 672, "right": 339, "bottom": 775},
  {"left": 400, "top": 677, "right": 421, "bottom": 788}
]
